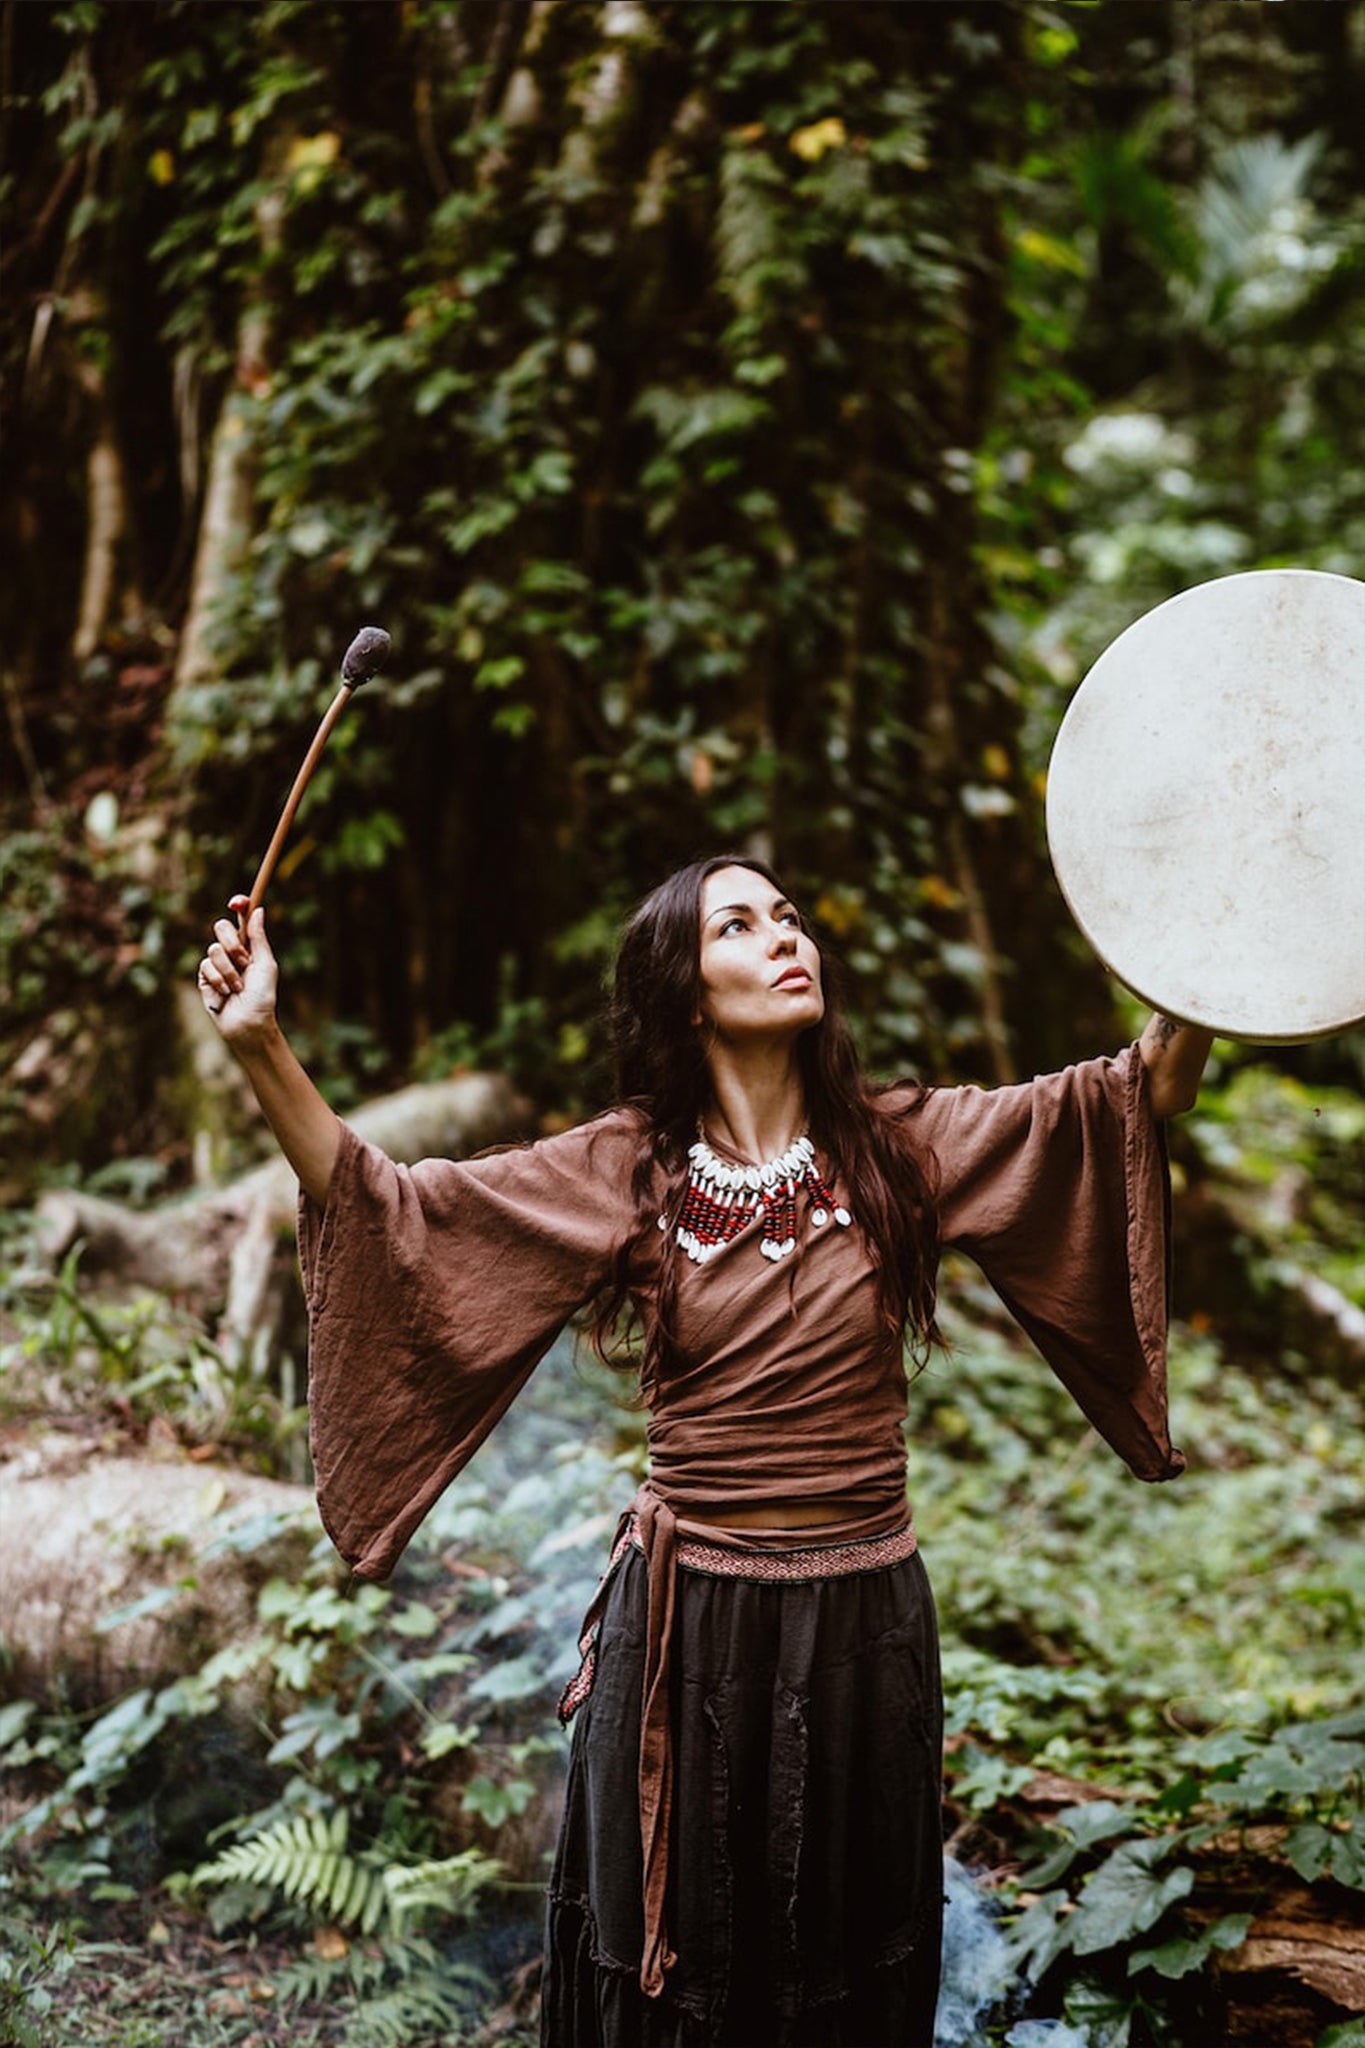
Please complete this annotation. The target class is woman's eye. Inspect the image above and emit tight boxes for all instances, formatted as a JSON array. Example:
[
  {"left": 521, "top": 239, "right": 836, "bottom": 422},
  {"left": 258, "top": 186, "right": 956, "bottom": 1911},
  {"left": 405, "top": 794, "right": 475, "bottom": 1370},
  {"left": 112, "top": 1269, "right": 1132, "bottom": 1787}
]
[{"left": 720, "top": 917, "right": 746, "bottom": 937}]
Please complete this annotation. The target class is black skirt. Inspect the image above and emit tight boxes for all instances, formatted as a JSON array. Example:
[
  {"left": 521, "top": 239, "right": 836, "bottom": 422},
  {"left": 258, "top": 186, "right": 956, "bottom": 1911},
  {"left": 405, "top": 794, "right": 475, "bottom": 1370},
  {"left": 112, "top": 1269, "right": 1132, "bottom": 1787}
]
[{"left": 543, "top": 1541, "right": 945, "bottom": 2048}]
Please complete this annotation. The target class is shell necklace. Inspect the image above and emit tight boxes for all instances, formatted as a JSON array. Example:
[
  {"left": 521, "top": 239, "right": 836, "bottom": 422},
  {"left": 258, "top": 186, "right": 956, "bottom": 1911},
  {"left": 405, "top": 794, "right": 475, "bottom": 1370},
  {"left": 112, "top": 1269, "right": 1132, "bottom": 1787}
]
[{"left": 662, "top": 1127, "right": 852, "bottom": 1266}]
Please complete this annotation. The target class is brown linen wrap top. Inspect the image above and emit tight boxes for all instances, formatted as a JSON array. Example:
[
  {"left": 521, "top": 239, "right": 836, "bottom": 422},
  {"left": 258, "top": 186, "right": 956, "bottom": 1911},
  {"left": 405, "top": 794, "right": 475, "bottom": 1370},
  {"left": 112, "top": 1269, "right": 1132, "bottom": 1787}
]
[{"left": 298, "top": 1045, "right": 1181, "bottom": 1996}]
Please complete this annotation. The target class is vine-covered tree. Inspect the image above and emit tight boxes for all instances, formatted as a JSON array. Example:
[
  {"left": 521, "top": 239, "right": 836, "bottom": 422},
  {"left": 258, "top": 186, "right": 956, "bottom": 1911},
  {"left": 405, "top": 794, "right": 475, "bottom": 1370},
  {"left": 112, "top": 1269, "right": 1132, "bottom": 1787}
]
[{"left": 3, "top": 0, "right": 1361, "bottom": 1183}]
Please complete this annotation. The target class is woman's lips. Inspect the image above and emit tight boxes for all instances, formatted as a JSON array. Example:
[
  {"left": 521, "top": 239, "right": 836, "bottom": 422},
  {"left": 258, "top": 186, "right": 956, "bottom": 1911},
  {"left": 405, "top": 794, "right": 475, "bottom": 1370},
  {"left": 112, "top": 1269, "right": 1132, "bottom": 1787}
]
[{"left": 773, "top": 967, "right": 812, "bottom": 988}]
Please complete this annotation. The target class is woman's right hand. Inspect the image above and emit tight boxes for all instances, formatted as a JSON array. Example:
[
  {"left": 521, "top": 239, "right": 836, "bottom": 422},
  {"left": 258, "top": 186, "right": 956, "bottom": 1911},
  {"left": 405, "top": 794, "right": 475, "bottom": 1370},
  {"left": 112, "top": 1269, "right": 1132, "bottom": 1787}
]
[{"left": 197, "top": 895, "right": 279, "bottom": 1053}]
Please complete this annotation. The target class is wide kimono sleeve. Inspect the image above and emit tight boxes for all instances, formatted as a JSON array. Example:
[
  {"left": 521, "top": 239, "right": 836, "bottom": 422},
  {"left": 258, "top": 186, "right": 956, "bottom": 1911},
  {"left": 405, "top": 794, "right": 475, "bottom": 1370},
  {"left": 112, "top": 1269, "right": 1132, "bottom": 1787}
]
[
  {"left": 297, "top": 1106, "right": 650, "bottom": 1579},
  {"left": 905, "top": 1042, "right": 1184, "bottom": 1483}
]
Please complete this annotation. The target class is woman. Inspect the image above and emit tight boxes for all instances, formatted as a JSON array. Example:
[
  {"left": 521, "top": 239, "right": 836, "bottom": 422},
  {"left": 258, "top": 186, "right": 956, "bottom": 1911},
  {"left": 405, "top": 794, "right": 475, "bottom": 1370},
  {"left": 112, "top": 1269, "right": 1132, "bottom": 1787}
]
[{"left": 197, "top": 855, "right": 1211, "bottom": 2047}]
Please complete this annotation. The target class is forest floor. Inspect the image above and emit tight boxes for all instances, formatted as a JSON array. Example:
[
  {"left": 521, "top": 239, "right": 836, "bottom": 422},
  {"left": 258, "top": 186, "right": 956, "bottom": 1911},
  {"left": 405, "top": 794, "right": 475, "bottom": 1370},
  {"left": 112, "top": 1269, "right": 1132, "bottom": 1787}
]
[{"left": 2, "top": 1893, "right": 545, "bottom": 2047}]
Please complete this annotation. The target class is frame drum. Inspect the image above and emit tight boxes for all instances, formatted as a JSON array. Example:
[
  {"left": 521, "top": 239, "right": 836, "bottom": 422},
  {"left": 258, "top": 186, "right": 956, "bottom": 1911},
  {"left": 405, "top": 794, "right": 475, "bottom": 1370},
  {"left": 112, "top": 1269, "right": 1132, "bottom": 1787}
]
[{"left": 1046, "top": 569, "right": 1365, "bottom": 1043}]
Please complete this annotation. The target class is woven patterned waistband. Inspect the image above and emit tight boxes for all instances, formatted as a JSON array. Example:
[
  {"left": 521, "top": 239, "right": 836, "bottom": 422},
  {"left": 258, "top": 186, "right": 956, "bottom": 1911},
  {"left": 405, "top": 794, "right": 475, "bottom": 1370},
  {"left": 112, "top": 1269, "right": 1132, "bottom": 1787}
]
[{"left": 627, "top": 1515, "right": 917, "bottom": 1582}]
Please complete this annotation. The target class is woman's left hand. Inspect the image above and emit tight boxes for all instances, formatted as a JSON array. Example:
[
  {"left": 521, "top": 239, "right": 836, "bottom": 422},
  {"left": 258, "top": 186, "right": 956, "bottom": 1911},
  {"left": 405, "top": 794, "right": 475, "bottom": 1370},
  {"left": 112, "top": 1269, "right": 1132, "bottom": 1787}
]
[{"left": 1139, "top": 1013, "right": 1215, "bottom": 1118}]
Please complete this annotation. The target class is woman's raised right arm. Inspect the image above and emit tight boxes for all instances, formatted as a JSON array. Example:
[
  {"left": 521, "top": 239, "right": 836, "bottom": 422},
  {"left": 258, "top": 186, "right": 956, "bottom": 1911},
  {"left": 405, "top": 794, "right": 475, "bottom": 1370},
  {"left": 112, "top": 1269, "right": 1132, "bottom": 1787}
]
[{"left": 196, "top": 893, "right": 340, "bottom": 1208}]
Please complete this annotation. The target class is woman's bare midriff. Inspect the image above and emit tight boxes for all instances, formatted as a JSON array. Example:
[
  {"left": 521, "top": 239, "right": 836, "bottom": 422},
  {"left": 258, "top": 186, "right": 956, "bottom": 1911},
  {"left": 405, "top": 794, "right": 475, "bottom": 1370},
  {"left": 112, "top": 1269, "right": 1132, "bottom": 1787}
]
[{"left": 688, "top": 1499, "right": 856, "bottom": 1532}]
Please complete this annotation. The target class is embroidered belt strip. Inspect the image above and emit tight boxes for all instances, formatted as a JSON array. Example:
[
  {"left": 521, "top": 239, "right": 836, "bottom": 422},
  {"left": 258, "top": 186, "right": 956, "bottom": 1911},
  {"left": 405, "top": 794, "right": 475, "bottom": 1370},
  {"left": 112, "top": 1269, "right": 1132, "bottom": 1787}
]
[{"left": 631, "top": 1516, "right": 918, "bottom": 1580}]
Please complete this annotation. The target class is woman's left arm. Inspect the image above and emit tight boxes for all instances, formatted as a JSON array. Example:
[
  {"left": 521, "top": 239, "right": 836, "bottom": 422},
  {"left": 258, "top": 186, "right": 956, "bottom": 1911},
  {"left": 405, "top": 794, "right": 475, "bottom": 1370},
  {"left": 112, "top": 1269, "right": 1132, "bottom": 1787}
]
[{"left": 1139, "top": 1013, "right": 1215, "bottom": 1118}]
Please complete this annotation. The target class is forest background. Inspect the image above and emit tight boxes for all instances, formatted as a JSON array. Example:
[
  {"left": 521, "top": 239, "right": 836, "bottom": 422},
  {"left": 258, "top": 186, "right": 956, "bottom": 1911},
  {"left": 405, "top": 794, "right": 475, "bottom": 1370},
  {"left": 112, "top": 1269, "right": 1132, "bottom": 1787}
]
[{"left": 1, "top": 3, "right": 1363, "bottom": 2046}]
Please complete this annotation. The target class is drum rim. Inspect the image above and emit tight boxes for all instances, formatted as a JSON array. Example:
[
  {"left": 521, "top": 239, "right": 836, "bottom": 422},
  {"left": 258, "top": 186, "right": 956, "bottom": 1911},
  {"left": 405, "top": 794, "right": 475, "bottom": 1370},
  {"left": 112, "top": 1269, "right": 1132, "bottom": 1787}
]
[{"left": 1045, "top": 568, "right": 1365, "bottom": 1045}]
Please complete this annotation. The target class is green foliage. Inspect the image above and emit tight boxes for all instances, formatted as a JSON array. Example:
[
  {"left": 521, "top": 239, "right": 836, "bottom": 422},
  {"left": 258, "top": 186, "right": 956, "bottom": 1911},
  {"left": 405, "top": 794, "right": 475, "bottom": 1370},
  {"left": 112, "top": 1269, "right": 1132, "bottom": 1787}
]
[
  {"left": 0, "top": 1239, "right": 304, "bottom": 1470},
  {"left": 7, "top": 1222, "right": 1361, "bottom": 2035},
  {"left": 7, "top": 0, "right": 1111, "bottom": 1154},
  {"left": 2, "top": 1537, "right": 505, "bottom": 2038},
  {"left": 1185, "top": 1066, "right": 1365, "bottom": 1307},
  {"left": 188, "top": 1808, "right": 497, "bottom": 1939},
  {"left": 8, "top": 0, "right": 1365, "bottom": 1151},
  {"left": 0, "top": 1338, "right": 639, "bottom": 2034},
  {"left": 0, "top": 1909, "right": 88, "bottom": 2048},
  {"left": 993, "top": 1705, "right": 1364, "bottom": 2038},
  {"left": 0, "top": 822, "right": 174, "bottom": 1170},
  {"left": 913, "top": 1064, "right": 1364, "bottom": 2036},
  {"left": 919, "top": 1284, "right": 1364, "bottom": 1767}
]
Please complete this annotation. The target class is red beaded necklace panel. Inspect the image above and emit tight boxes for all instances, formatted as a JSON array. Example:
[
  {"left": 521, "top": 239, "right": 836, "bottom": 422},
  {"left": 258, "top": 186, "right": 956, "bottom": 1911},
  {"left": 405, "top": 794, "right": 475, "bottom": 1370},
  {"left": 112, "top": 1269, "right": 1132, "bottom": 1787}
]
[{"left": 661, "top": 1131, "right": 852, "bottom": 1266}]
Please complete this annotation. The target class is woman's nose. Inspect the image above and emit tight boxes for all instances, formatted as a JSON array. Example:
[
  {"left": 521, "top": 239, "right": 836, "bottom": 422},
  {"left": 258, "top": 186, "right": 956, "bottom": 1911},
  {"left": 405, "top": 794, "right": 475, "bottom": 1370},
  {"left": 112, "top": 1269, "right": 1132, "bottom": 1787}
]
[{"left": 769, "top": 922, "right": 796, "bottom": 955}]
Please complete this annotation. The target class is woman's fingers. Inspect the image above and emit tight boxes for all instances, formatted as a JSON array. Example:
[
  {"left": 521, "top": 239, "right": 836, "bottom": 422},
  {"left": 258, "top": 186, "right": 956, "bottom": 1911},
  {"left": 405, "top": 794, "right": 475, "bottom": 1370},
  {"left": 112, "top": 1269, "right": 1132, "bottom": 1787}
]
[
  {"left": 198, "top": 897, "right": 250, "bottom": 1016},
  {"left": 197, "top": 955, "right": 228, "bottom": 1013},
  {"left": 207, "top": 941, "right": 244, "bottom": 992},
  {"left": 217, "top": 902, "right": 274, "bottom": 965},
  {"left": 212, "top": 916, "right": 249, "bottom": 966},
  {"left": 209, "top": 934, "right": 244, "bottom": 973}
]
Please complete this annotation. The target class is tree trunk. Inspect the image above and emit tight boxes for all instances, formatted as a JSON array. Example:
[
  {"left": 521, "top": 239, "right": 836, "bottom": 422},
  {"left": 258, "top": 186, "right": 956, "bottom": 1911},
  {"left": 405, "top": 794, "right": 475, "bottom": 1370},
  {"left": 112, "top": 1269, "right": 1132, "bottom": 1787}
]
[
  {"left": 72, "top": 403, "right": 134, "bottom": 663},
  {"left": 171, "top": 395, "right": 256, "bottom": 694},
  {"left": 170, "top": 132, "right": 289, "bottom": 700}
]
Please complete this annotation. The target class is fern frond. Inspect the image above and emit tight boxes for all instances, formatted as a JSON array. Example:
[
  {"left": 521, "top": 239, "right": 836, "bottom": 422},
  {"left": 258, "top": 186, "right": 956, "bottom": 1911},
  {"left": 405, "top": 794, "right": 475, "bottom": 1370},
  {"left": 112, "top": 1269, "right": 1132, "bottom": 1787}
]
[
  {"left": 193, "top": 1819, "right": 501, "bottom": 1939},
  {"left": 272, "top": 1939, "right": 392, "bottom": 2008},
  {"left": 191, "top": 1811, "right": 390, "bottom": 1933},
  {"left": 382, "top": 1849, "right": 501, "bottom": 1931},
  {"left": 340, "top": 1972, "right": 468, "bottom": 2048}
]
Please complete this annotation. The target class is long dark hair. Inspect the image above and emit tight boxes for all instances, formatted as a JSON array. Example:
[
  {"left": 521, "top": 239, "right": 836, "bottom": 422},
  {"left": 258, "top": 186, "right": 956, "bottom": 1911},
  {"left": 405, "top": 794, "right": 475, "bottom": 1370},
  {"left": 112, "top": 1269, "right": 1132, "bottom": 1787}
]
[{"left": 592, "top": 855, "right": 940, "bottom": 1389}]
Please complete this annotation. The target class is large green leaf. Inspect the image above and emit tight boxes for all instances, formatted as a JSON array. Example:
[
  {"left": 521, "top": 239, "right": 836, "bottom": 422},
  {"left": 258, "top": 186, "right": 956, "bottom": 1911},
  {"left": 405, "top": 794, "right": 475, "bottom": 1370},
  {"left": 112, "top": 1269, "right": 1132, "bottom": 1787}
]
[{"left": 1067, "top": 1839, "right": 1195, "bottom": 1957}]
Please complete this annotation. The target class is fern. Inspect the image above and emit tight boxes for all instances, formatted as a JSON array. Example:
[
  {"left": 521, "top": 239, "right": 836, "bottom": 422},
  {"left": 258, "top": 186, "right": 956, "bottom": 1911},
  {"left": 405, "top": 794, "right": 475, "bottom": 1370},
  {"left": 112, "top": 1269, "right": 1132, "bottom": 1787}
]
[
  {"left": 1186, "top": 130, "right": 1333, "bottom": 329},
  {"left": 339, "top": 1970, "right": 471, "bottom": 2048},
  {"left": 273, "top": 1937, "right": 485, "bottom": 2045},
  {"left": 270, "top": 1937, "right": 392, "bottom": 2009},
  {"left": 193, "top": 1810, "right": 390, "bottom": 1934},
  {"left": 191, "top": 1812, "right": 501, "bottom": 1939}
]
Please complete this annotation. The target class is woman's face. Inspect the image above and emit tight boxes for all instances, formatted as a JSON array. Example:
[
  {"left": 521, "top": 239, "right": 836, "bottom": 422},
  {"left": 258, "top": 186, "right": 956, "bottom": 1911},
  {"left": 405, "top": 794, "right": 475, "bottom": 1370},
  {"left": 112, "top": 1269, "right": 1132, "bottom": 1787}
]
[{"left": 696, "top": 865, "right": 824, "bottom": 1043}]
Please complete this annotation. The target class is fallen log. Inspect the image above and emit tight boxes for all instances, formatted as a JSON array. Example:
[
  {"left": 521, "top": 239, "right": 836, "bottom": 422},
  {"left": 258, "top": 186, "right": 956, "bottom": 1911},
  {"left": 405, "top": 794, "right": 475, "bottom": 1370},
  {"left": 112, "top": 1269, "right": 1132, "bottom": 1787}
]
[
  {"left": 1235, "top": 1910, "right": 1365, "bottom": 2014},
  {"left": 33, "top": 1071, "right": 532, "bottom": 1355},
  {"left": 1215, "top": 1870, "right": 1365, "bottom": 2045}
]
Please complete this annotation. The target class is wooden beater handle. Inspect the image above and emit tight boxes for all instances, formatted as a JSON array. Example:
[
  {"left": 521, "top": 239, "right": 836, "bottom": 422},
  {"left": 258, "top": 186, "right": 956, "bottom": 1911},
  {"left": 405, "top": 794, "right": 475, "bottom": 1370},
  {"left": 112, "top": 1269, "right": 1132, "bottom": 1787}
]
[
  {"left": 235, "top": 625, "right": 391, "bottom": 931},
  {"left": 241, "top": 684, "right": 352, "bottom": 925}
]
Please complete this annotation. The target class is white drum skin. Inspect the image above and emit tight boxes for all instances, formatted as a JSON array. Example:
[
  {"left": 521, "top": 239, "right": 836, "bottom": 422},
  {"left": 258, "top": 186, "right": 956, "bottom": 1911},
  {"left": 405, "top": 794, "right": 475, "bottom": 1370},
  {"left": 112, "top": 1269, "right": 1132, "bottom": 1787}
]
[{"left": 1046, "top": 569, "right": 1365, "bottom": 1044}]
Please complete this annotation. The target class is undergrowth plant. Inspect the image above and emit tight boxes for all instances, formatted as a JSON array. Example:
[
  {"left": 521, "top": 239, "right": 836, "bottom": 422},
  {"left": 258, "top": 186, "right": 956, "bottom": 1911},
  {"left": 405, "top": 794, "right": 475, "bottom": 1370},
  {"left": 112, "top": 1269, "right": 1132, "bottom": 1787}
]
[
  {"left": 918, "top": 1262, "right": 1364, "bottom": 1771},
  {"left": 0, "top": 1910, "right": 84, "bottom": 2048},
  {"left": 1, "top": 1546, "right": 503, "bottom": 2043},
  {"left": 6, "top": 1305, "right": 1361, "bottom": 2041},
  {"left": 995, "top": 1708, "right": 1365, "bottom": 2045},
  {"left": 0, "top": 1336, "right": 639, "bottom": 2038},
  {"left": 0, "top": 1239, "right": 305, "bottom": 1473},
  {"left": 914, "top": 1213, "right": 1365, "bottom": 2045}
]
